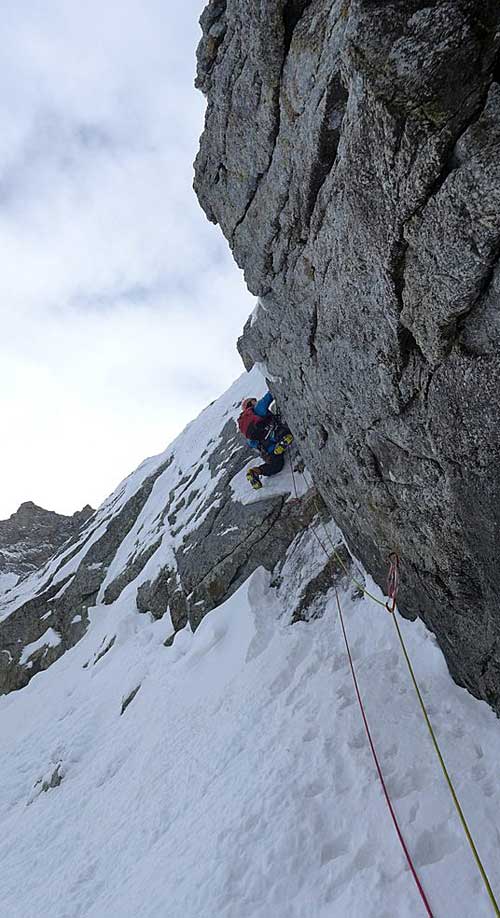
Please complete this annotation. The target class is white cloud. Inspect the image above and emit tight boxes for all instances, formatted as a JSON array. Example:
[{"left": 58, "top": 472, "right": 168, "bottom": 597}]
[{"left": 0, "top": 1, "right": 255, "bottom": 518}]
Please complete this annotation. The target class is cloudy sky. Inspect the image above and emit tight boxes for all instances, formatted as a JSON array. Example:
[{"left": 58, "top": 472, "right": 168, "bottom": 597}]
[{"left": 0, "top": 0, "right": 254, "bottom": 519}]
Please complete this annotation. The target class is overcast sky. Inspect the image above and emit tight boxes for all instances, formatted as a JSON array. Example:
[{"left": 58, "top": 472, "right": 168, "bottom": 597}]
[{"left": 0, "top": 0, "right": 254, "bottom": 519}]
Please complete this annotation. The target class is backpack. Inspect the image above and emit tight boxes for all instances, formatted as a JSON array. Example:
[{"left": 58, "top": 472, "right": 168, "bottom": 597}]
[{"left": 238, "top": 406, "right": 273, "bottom": 442}]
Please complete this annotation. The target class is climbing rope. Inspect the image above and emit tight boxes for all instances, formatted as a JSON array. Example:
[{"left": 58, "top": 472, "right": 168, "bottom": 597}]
[
  {"left": 386, "top": 552, "right": 399, "bottom": 613},
  {"left": 289, "top": 462, "right": 434, "bottom": 916},
  {"left": 334, "top": 586, "right": 434, "bottom": 917},
  {"left": 386, "top": 556, "right": 500, "bottom": 918},
  {"left": 294, "top": 464, "right": 500, "bottom": 917}
]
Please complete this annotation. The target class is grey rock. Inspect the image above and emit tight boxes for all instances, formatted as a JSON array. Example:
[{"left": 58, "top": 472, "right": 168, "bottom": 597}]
[
  {"left": 0, "top": 404, "right": 328, "bottom": 695},
  {"left": 0, "top": 460, "right": 172, "bottom": 694},
  {"left": 0, "top": 501, "right": 94, "bottom": 580},
  {"left": 194, "top": 1, "right": 500, "bottom": 710},
  {"left": 121, "top": 685, "right": 141, "bottom": 715},
  {"left": 180, "top": 486, "right": 322, "bottom": 630},
  {"left": 136, "top": 418, "right": 324, "bottom": 631},
  {"left": 136, "top": 567, "right": 188, "bottom": 631}
]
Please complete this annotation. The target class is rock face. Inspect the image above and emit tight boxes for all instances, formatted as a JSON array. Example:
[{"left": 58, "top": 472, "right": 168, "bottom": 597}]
[
  {"left": 0, "top": 501, "right": 94, "bottom": 582},
  {"left": 194, "top": 2, "right": 500, "bottom": 710},
  {"left": 0, "top": 371, "right": 334, "bottom": 695}
]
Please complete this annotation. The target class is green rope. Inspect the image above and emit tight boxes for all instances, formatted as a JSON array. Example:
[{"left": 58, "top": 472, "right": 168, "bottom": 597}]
[
  {"left": 391, "top": 613, "right": 500, "bottom": 917},
  {"left": 299, "top": 467, "right": 386, "bottom": 607},
  {"left": 298, "top": 466, "right": 500, "bottom": 916}
]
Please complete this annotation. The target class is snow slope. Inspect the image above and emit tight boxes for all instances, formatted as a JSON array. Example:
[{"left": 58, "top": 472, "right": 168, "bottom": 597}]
[
  {"left": 1, "top": 367, "right": 314, "bottom": 693},
  {"left": 0, "top": 519, "right": 499, "bottom": 917}
]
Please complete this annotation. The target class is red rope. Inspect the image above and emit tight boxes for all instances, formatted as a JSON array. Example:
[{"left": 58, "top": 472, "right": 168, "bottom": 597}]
[
  {"left": 333, "top": 586, "right": 434, "bottom": 917},
  {"left": 386, "top": 552, "right": 400, "bottom": 613}
]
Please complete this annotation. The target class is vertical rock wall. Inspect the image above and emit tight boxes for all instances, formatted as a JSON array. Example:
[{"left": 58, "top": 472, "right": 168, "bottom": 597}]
[{"left": 194, "top": 0, "right": 500, "bottom": 709}]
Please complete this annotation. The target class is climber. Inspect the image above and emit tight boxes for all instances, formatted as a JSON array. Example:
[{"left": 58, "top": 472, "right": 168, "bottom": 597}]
[{"left": 238, "top": 392, "right": 293, "bottom": 490}]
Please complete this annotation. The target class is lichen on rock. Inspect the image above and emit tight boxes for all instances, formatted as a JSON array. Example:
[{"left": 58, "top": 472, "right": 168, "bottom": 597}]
[{"left": 194, "top": 0, "right": 500, "bottom": 710}]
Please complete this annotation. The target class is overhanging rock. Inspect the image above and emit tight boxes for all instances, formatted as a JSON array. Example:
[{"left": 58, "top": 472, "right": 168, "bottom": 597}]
[{"left": 194, "top": 0, "right": 500, "bottom": 711}]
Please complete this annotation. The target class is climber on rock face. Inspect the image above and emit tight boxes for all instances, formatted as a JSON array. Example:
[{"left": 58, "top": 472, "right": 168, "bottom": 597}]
[{"left": 238, "top": 391, "right": 293, "bottom": 490}]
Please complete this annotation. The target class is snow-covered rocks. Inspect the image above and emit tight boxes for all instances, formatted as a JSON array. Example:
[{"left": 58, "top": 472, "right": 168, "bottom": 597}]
[
  {"left": 0, "top": 369, "right": 325, "bottom": 695},
  {"left": 0, "top": 532, "right": 499, "bottom": 916},
  {"left": 0, "top": 500, "right": 93, "bottom": 581}
]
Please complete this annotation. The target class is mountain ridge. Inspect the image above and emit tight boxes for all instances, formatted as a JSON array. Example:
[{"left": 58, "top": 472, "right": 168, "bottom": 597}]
[
  {"left": 0, "top": 500, "right": 94, "bottom": 596},
  {"left": 0, "top": 369, "right": 329, "bottom": 695}
]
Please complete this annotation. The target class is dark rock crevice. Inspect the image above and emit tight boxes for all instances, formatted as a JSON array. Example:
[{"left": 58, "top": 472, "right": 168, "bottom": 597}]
[
  {"left": 494, "top": 51, "right": 500, "bottom": 86},
  {"left": 231, "top": 168, "right": 268, "bottom": 245},
  {"left": 307, "top": 79, "right": 348, "bottom": 222},
  {"left": 291, "top": 545, "right": 350, "bottom": 623},
  {"left": 195, "top": 0, "right": 500, "bottom": 711},
  {"left": 283, "top": 0, "right": 311, "bottom": 57},
  {"left": 308, "top": 302, "right": 319, "bottom": 359},
  {"left": 121, "top": 685, "right": 141, "bottom": 715},
  {"left": 455, "top": 241, "right": 500, "bottom": 347}
]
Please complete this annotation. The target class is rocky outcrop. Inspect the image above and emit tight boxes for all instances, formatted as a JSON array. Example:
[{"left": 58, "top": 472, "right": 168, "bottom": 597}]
[
  {"left": 194, "top": 2, "right": 500, "bottom": 710},
  {"left": 0, "top": 501, "right": 94, "bottom": 582},
  {"left": 0, "top": 373, "right": 331, "bottom": 695},
  {"left": 133, "top": 419, "right": 324, "bottom": 631}
]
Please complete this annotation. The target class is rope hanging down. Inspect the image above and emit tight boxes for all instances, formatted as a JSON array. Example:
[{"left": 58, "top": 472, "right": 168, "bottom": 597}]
[
  {"left": 334, "top": 585, "right": 434, "bottom": 916},
  {"left": 294, "top": 463, "right": 500, "bottom": 916},
  {"left": 386, "top": 556, "right": 500, "bottom": 918},
  {"left": 290, "top": 462, "right": 434, "bottom": 916}
]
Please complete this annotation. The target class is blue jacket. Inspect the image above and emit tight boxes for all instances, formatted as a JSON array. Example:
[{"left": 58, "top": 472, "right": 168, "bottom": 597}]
[{"left": 247, "top": 392, "right": 278, "bottom": 455}]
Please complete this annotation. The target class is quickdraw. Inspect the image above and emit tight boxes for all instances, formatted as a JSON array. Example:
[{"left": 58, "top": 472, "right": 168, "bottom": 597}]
[
  {"left": 291, "top": 464, "right": 500, "bottom": 917},
  {"left": 386, "top": 552, "right": 400, "bottom": 614}
]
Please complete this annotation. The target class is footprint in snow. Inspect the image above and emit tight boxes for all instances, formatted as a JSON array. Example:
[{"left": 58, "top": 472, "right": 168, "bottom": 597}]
[
  {"left": 385, "top": 649, "right": 400, "bottom": 669},
  {"left": 471, "top": 761, "right": 487, "bottom": 782},
  {"left": 323, "top": 735, "right": 335, "bottom": 759},
  {"left": 270, "top": 641, "right": 311, "bottom": 697},
  {"left": 245, "top": 623, "right": 273, "bottom": 663},
  {"left": 347, "top": 729, "right": 366, "bottom": 751},
  {"left": 320, "top": 833, "right": 350, "bottom": 865},
  {"left": 408, "top": 800, "right": 420, "bottom": 825},
  {"left": 285, "top": 688, "right": 310, "bottom": 711},
  {"left": 387, "top": 764, "right": 430, "bottom": 800},
  {"left": 413, "top": 825, "right": 460, "bottom": 867},
  {"left": 353, "top": 840, "right": 377, "bottom": 870},
  {"left": 336, "top": 684, "right": 355, "bottom": 711},
  {"left": 242, "top": 813, "right": 261, "bottom": 834},
  {"left": 482, "top": 778, "right": 496, "bottom": 799},
  {"left": 269, "top": 667, "right": 295, "bottom": 697},
  {"left": 302, "top": 724, "right": 319, "bottom": 743},
  {"left": 330, "top": 652, "right": 347, "bottom": 673},
  {"left": 303, "top": 778, "right": 326, "bottom": 798},
  {"left": 450, "top": 719, "right": 466, "bottom": 740}
]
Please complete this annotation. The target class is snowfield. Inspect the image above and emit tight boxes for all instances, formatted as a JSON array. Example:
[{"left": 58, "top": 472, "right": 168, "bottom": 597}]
[
  {"left": 0, "top": 367, "right": 270, "bottom": 628},
  {"left": 0, "top": 524, "right": 499, "bottom": 917}
]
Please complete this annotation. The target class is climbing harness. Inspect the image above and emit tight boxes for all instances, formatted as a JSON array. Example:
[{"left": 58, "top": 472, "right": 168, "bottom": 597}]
[{"left": 291, "top": 463, "right": 500, "bottom": 917}]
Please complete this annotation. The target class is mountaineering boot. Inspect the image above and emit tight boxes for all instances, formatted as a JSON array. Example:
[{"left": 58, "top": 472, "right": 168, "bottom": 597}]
[
  {"left": 246, "top": 468, "right": 263, "bottom": 490},
  {"left": 273, "top": 433, "right": 294, "bottom": 455}
]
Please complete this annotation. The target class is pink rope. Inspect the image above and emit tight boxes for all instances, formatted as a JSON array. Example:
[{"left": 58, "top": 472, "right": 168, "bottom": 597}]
[{"left": 334, "top": 587, "right": 434, "bottom": 917}]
